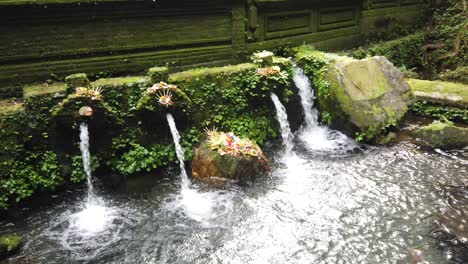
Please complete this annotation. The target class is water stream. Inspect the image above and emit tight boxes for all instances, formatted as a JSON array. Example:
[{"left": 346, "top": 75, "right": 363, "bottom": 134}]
[
  {"left": 1, "top": 92, "right": 467, "bottom": 263},
  {"left": 166, "top": 113, "right": 190, "bottom": 189},
  {"left": 270, "top": 93, "right": 294, "bottom": 154},
  {"left": 293, "top": 65, "right": 358, "bottom": 154}
]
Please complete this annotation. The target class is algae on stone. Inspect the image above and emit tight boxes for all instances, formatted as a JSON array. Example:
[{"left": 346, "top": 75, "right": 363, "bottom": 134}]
[
  {"left": 147, "top": 67, "right": 169, "bottom": 84},
  {"left": 296, "top": 45, "right": 412, "bottom": 141},
  {"left": 415, "top": 121, "right": 468, "bottom": 148},
  {"left": 407, "top": 78, "right": 468, "bottom": 108},
  {"left": 0, "top": 234, "right": 22, "bottom": 260}
]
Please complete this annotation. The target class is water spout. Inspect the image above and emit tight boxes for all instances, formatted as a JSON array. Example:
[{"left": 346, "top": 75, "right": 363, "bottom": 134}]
[
  {"left": 166, "top": 113, "right": 190, "bottom": 189},
  {"left": 270, "top": 93, "right": 294, "bottom": 154},
  {"left": 79, "top": 122, "right": 95, "bottom": 202},
  {"left": 293, "top": 65, "right": 358, "bottom": 153}
]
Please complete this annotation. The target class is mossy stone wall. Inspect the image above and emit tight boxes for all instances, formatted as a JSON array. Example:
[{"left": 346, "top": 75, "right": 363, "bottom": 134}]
[{"left": 0, "top": 0, "right": 426, "bottom": 99}]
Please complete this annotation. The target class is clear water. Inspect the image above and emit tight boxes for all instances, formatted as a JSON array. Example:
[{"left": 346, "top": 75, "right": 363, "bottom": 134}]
[
  {"left": 271, "top": 92, "right": 294, "bottom": 155},
  {"left": 1, "top": 91, "right": 467, "bottom": 264},
  {"left": 166, "top": 113, "right": 190, "bottom": 189}
]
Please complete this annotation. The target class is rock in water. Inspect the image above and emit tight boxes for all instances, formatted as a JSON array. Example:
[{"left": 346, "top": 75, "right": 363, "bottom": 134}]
[
  {"left": 325, "top": 56, "right": 412, "bottom": 138},
  {"left": 415, "top": 121, "right": 468, "bottom": 149},
  {"left": 192, "top": 132, "right": 269, "bottom": 187},
  {"left": 0, "top": 234, "right": 22, "bottom": 260}
]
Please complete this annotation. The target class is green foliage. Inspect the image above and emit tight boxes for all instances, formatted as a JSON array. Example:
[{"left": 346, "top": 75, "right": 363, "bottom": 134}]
[
  {"left": 0, "top": 151, "right": 63, "bottom": 208},
  {"left": 321, "top": 111, "right": 332, "bottom": 126},
  {"left": 70, "top": 155, "right": 100, "bottom": 183},
  {"left": 111, "top": 143, "right": 176, "bottom": 176},
  {"left": 223, "top": 114, "right": 277, "bottom": 145},
  {"left": 350, "top": 33, "right": 427, "bottom": 68},
  {"left": 411, "top": 101, "right": 468, "bottom": 124},
  {"left": 428, "top": 0, "right": 467, "bottom": 71}
]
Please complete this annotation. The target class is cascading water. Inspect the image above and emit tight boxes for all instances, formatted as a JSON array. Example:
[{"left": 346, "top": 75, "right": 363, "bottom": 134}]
[
  {"left": 293, "top": 65, "right": 318, "bottom": 128},
  {"left": 72, "top": 123, "right": 111, "bottom": 234},
  {"left": 293, "top": 65, "right": 357, "bottom": 153},
  {"left": 270, "top": 93, "right": 294, "bottom": 154},
  {"left": 166, "top": 113, "right": 190, "bottom": 189},
  {"left": 79, "top": 122, "right": 95, "bottom": 202},
  {"left": 165, "top": 113, "right": 233, "bottom": 225}
]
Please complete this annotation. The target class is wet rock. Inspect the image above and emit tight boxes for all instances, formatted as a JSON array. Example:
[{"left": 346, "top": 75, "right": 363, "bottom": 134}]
[
  {"left": 296, "top": 48, "right": 414, "bottom": 141},
  {"left": 0, "top": 234, "right": 22, "bottom": 260},
  {"left": 415, "top": 121, "right": 468, "bottom": 149},
  {"left": 375, "top": 132, "right": 397, "bottom": 145},
  {"left": 192, "top": 139, "right": 268, "bottom": 187},
  {"left": 65, "top": 73, "right": 90, "bottom": 91},
  {"left": 407, "top": 79, "right": 468, "bottom": 108},
  {"left": 328, "top": 56, "right": 412, "bottom": 133},
  {"left": 147, "top": 66, "right": 169, "bottom": 83}
]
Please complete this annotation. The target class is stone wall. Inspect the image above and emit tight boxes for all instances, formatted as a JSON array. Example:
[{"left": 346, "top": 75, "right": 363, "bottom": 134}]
[{"left": 0, "top": 0, "right": 426, "bottom": 98}]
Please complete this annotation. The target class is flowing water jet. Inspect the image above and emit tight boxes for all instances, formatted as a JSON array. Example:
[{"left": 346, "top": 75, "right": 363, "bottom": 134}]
[
  {"left": 165, "top": 113, "right": 231, "bottom": 225},
  {"left": 166, "top": 113, "right": 190, "bottom": 189},
  {"left": 293, "top": 65, "right": 358, "bottom": 153},
  {"left": 270, "top": 93, "right": 294, "bottom": 155}
]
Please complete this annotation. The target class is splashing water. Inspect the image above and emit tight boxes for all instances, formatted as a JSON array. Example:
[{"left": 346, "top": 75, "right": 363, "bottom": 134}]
[
  {"left": 79, "top": 122, "right": 95, "bottom": 201},
  {"left": 74, "top": 123, "right": 110, "bottom": 234},
  {"left": 166, "top": 113, "right": 190, "bottom": 189},
  {"left": 293, "top": 65, "right": 358, "bottom": 153},
  {"left": 271, "top": 93, "right": 294, "bottom": 154},
  {"left": 165, "top": 113, "right": 235, "bottom": 225},
  {"left": 293, "top": 65, "right": 318, "bottom": 128}
]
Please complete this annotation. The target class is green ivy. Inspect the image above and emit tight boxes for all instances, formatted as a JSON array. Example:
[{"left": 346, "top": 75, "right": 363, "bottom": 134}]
[{"left": 411, "top": 101, "right": 468, "bottom": 124}]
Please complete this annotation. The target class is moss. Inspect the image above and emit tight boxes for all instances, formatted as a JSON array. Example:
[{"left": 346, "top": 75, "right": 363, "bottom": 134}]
[
  {"left": 350, "top": 32, "right": 427, "bottom": 68},
  {"left": 169, "top": 63, "right": 256, "bottom": 83},
  {"left": 65, "top": 73, "right": 89, "bottom": 93},
  {"left": 407, "top": 78, "right": 468, "bottom": 107},
  {"left": 415, "top": 121, "right": 468, "bottom": 148},
  {"left": 0, "top": 234, "right": 22, "bottom": 259},
  {"left": 147, "top": 67, "right": 169, "bottom": 84},
  {"left": 0, "top": 101, "right": 27, "bottom": 159},
  {"left": 438, "top": 66, "right": 468, "bottom": 83},
  {"left": 92, "top": 76, "right": 146, "bottom": 89},
  {"left": 23, "top": 82, "right": 66, "bottom": 98},
  {"left": 0, "top": 100, "right": 23, "bottom": 113}
]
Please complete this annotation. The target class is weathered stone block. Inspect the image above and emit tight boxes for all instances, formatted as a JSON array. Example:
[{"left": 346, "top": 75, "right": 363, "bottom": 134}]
[
  {"left": 147, "top": 67, "right": 169, "bottom": 84},
  {"left": 65, "top": 73, "right": 89, "bottom": 90}
]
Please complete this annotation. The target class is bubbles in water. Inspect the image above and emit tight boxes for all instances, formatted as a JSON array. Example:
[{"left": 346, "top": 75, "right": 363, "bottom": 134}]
[
  {"left": 271, "top": 92, "right": 294, "bottom": 154},
  {"left": 163, "top": 187, "right": 236, "bottom": 228},
  {"left": 68, "top": 199, "right": 113, "bottom": 234},
  {"left": 293, "top": 65, "right": 358, "bottom": 154}
]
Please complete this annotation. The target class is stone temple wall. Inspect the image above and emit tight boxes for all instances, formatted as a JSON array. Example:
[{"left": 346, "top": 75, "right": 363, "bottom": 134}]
[{"left": 0, "top": 0, "right": 426, "bottom": 98}]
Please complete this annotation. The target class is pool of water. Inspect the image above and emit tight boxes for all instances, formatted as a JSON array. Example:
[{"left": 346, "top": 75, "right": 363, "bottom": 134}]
[{"left": 1, "top": 127, "right": 467, "bottom": 264}]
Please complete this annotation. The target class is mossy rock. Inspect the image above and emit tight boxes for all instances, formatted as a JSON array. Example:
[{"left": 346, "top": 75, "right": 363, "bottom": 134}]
[
  {"left": 192, "top": 140, "right": 268, "bottom": 187},
  {"left": 65, "top": 73, "right": 89, "bottom": 92},
  {"left": 407, "top": 79, "right": 468, "bottom": 108},
  {"left": 92, "top": 76, "right": 146, "bottom": 89},
  {"left": 147, "top": 67, "right": 169, "bottom": 84},
  {"left": 168, "top": 63, "right": 256, "bottom": 83},
  {"left": 323, "top": 54, "right": 411, "bottom": 141},
  {"left": 415, "top": 121, "right": 468, "bottom": 149},
  {"left": 0, "top": 234, "right": 22, "bottom": 260}
]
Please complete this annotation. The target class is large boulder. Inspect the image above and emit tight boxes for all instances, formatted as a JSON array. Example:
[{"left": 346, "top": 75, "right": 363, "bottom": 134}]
[
  {"left": 325, "top": 56, "right": 412, "bottom": 140},
  {"left": 296, "top": 46, "right": 412, "bottom": 141},
  {"left": 0, "top": 234, "right": 22, "bottom": 260},
  {"left": 192, "top": 132, "right": 269, "bottom": 187},
  {"left": 415, "top": 121, "right": 468, "bottom": 149}
]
